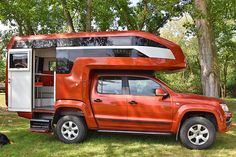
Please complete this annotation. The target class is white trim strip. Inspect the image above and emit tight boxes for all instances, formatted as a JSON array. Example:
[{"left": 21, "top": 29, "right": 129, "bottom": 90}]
[
  {"left": 56, "top": 46, "right": 175, "bottom": 60},
  {"left": 135, "top": 46, "right": 175, "bottom": 60},
  {"left": 53, "top": 71, "right": 56, "bottom": 103}
]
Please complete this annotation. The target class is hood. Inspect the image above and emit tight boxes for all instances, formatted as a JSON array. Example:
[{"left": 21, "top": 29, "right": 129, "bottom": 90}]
[{"left": 175, "top": 93, "right": 224, "bottom": 105}]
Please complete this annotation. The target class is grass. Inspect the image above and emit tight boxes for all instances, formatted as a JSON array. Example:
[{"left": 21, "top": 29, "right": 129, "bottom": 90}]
[
  {"left": 0, "top": 94, "right": 236, "bottom": 157},
  {"left": 0, "top": 93, "right": 5, "bottom": 108}
]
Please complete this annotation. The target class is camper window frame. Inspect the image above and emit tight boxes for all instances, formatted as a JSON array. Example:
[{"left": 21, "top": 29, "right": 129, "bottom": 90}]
[{"left": 8, "top": 49, "right": 31, "bottom": 71}]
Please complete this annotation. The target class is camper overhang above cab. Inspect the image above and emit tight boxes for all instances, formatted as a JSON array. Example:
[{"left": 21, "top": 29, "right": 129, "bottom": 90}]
[{"left": 7, "top": 31, "right": 186, "bottom": 71}]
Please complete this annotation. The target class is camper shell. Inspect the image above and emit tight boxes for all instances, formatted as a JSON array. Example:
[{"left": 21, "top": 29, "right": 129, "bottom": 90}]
[{"left": 6, "top": 30, "right": 186, "bottom": 115}]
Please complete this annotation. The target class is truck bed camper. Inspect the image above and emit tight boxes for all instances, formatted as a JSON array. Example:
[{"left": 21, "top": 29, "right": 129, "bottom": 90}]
[
  {"left": 5, "top": 31, "right": 231, "bottom": 149},
  {"left": 6, "top": 31, "right": 186, "bottom": 113}
]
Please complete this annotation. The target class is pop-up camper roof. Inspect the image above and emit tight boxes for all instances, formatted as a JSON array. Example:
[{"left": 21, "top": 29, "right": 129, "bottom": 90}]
[{"left": 7, "top": 31, "right": 186, "bottom": 71}]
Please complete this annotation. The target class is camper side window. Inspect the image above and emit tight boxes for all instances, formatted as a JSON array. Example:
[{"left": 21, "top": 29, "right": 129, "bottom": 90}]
[{"left": 9, "top": 53, "right": 28, "bottom": 69}]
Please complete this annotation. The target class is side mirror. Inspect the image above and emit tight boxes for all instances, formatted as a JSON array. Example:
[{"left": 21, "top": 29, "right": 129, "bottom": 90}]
[{"left": 155, "top": 88, "right": 168, "bottom": 97}]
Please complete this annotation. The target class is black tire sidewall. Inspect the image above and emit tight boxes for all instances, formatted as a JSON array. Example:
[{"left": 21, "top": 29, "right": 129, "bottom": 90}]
[
  {"left": 56, "top": 115, "right": 87, "bottom": 144},
  {"left": 180, "top": 117, "right": 216, "bottom": 149}
]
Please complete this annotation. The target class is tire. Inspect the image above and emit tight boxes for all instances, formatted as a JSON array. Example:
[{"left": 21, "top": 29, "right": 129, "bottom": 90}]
[
  {"left": 180, "top": 117, "right": 216, "bottom": 149},
  {"left": 55, "top": 115, "right": 87, "bottom": 144}
]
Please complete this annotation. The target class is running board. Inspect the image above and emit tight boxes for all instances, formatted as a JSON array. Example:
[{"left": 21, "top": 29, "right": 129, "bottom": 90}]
[
  {"left": 97, "top": 130, "right": 172, "bottom": 135},
  {"left": 30, "top": 119, "right": 52, "bottom": 132}
]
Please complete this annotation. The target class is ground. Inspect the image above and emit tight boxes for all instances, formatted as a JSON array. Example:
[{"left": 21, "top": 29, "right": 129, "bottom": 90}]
[{"left": 0, "top": 93, "right": 236, "bottom": 157}]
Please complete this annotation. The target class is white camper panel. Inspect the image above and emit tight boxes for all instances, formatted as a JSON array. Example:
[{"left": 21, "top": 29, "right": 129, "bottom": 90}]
[{"left": 8, "top": 49, "right": 32, "bottom": 112}]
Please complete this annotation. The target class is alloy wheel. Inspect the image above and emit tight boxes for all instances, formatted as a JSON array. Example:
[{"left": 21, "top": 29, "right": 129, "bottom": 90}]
[
  {"left": 61, "top": 121, "right": 79, "bottom": 141},
  {"left": 187, "top": 124, "right": 209, "bottom": 146}
]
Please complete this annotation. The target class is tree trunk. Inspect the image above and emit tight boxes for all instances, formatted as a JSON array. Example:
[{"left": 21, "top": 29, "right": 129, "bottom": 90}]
[
  {"left": 25, "top": 20, "right": 35, "bottom": 35},
  {"left": 85, "top": 0, "right": 92, "bottom": 32},
  {"left": 194, "top": 0, "right": 219, "bottom": 97},
  {"left": 138, "top": 0, "right": 148, "bottom": 30},
  {"left": 222, "top": 56, "right": 229, "bottom": 98},
  {"left": 14, "top": 19, "right": 23, "bottom": 35},
  {"left": 61, "top": 0, "right": 75, "bottom": 33}
]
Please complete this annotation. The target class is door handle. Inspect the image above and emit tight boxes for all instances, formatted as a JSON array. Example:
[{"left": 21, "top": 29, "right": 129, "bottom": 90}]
[
  {"left": 128, "top": 101, "right": 137, "bottom": 105},
  {"left": 94, "top": 99, "right": 102, "bottom": 103},
  {"left": 8, "top": 79, "right": 11, "bottom": 84}
]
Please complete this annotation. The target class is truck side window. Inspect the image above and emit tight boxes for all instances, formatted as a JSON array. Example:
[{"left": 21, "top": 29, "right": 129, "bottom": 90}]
[
  {"left": 128, "top": 77, "right": 160, "bottom": 96},
  {"left": 97, "top": 76, "right": 122, "bottom": 95}
]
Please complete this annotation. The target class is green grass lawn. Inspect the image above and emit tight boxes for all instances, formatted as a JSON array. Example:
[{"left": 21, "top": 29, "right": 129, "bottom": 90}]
[{"left": 0, "top": 94, "right": 236, "bottom": 157}]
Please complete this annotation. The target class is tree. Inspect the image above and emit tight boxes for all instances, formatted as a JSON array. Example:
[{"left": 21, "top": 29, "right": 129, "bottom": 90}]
[
  {"left": 159, "top": 15, "right": 201, "bottom": 94},
  {"left": 0, "top": 0, "right": 235, "bottom": 97},
  {"left": 0, "top": 30, "right": 12, "bottom": 82},
  {"left": 209, "top": 0, "right": 236, "bottom": 97},
  {"left": 219, "top": 41, "right": 236, "bottom": 97},
  {"left": 114, "top": 0, "right": 183, "bottom": 35},
  {"left": 61, "top": 0, "right": 75, "bottom": 33},
  {"left": 85, "top": 0, "right": 92, "bottom": 32},
  {"left": 93, "top": 0, "right": 116, "bottom": 31},
  {"left": 194, "top": 0, "right": 219, "bottom": 97},
  {"left": 0, "top": 0, "right": 65, "bottom": 35},
  {"left": 180, "top": 0, "right": 235, "bottom": 98}
]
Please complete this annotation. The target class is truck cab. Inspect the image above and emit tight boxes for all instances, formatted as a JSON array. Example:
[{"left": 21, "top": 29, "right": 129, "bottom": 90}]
[
  {"left": 88, "top": 72, "right": 232, "bottom": 149},
  {"left": 5, "top": 31, "right": 232, "bottom": 149}
]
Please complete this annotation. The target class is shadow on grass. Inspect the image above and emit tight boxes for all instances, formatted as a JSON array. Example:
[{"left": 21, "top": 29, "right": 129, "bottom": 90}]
[{"left": 87, "top": 130, "right": 177, "bottom": 145}]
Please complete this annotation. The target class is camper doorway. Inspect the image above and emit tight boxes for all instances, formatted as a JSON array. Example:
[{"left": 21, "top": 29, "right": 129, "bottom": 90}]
[
  {"left": 33, "top": 48, "right": 56, "bottom": 110},
  {"left": 8, "top": 49, "right": 32, "bottom": 112}
]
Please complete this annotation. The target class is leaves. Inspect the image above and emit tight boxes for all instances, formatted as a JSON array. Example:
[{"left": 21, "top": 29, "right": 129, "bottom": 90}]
[{"left": 0, "top": 0, "right": 235, "bottom": 96}]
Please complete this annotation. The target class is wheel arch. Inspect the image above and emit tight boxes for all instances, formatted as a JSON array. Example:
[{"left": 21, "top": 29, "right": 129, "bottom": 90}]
[
  {"left": 53, "top": 107, "right": 84, "bottom": 125},
  {"left": 179, "top": 111, "right": 218, "bottom": 131},
  {"left": 172, "top": 104, "right": 223, "bottom": 140},
  {"left": 53, "top": 100, "right": 98, "bottom": 128}
]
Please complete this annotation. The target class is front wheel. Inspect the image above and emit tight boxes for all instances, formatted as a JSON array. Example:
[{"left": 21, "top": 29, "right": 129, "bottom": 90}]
[
  {"left": 55, "top": 115, "right": 87, "bottom": 144},
  {"left": 180, "top": 117, "right": 216, "bottom": 149}
]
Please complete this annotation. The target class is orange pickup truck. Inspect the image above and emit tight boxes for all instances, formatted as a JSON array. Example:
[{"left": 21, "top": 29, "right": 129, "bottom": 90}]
[{"left": 6, "top": 31, "right": 232, "bottom": 149}]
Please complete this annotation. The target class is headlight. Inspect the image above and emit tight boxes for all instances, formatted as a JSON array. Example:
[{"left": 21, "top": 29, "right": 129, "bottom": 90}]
[{"left": 220, "top": 103, "right": 229, "bottom": 112}]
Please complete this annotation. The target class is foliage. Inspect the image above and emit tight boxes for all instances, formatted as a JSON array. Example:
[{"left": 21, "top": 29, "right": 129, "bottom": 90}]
[
  {"left": 0, "top": 0, "right": 235, "bottom": 96},
  {"left": 158, "top": 15, "right": 201, "bottom": 94},
  {"left": 208, "top": 0, "right": 236, "bottom": 97},
  {"left": 177, "top": 0, "right": 236, "bottom": 97},
  {"left": 114, "top": 0, "right": 186, "bottom": 35},
  {"left": 0, "top": 59, "right": 5, "bottom": 83},
  {"left": 0, "top": 0, "right": 65, "bottom": 35},
  {"left": 0, "top": 29, "right": 16, "bottom": 83},
  {"left": 0, "top": 0, "right": 187, "bottom": 34}
]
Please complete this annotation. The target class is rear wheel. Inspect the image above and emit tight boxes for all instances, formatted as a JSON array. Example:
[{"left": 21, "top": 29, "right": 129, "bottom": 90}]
[
  {"left": 55, "top": 115, "right": 87, "bottom": 144},
  {"left": 180, "top": 117, "right": 216, "bottom": 149}
]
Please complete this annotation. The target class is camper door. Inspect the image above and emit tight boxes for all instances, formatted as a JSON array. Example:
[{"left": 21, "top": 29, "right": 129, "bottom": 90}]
[{"left": 8, "top": 49, "right": 32, "bottom": 112}]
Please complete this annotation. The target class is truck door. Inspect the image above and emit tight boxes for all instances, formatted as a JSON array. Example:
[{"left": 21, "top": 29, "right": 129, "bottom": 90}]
[
  {"left": 91, "top": 75, "right": 128, "bottom": 129},
  {"left": 126, "top": 76, "right": 173, "bottom": 131},
  {"left": 8, "top": 49, "right": 32, "bottom": 112}
]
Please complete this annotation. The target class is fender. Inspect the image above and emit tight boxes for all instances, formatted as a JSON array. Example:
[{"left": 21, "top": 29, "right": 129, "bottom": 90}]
[
  {"left": 54, "top": 100, "right": 98, "bottom": 128},
  {"left": 171, "top": 104, "right": 225, "bottom": 133}
]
